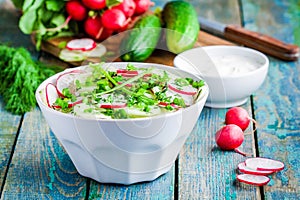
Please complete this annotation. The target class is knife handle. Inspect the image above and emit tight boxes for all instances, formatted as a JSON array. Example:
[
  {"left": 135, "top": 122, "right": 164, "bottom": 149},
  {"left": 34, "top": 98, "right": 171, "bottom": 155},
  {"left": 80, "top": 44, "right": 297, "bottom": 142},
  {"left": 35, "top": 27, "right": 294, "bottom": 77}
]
[{"left": 224, "top": 25, "right": 299, "bottom": 61}]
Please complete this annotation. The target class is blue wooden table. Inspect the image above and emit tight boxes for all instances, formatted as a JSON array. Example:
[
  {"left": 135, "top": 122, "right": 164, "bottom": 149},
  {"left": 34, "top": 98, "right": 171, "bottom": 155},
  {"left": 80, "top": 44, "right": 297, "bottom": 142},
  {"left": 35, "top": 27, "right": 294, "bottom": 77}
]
[{"left": 0, "top": 0, "right": 299, "bottom": 199}]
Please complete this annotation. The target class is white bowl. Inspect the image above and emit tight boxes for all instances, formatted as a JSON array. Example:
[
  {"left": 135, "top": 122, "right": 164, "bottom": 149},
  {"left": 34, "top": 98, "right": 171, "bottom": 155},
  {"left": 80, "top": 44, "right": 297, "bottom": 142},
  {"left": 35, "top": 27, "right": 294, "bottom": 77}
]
[
  {"left": 174, "top": 46, "right": 269, "bottom": 108},
  {"left": 35, "top": 62, "right": 209, "bottom": 185}
]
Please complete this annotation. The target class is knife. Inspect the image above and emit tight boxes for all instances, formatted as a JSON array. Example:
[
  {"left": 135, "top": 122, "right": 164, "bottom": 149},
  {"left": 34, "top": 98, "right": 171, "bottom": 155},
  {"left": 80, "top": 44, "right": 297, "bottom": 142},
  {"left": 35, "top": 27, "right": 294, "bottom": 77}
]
[{"left": 198, "top": 16, "right": 299, "bottom": 61}]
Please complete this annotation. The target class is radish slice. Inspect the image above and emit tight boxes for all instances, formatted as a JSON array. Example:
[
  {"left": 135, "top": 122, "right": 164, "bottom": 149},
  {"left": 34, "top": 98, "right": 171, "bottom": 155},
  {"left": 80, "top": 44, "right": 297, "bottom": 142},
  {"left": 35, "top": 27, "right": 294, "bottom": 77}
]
[
  {"left": 59, "top": 48, "right": 87, "bottom": 62},
  {"left": 66, "top": 38, "right": 97, "bottom": 51},
  {"left": 237, "top": 174, "right": 270, "bottom": 186},
  {"left": 116, "top": 70, "right": 139, "bottom": 77},
  {"left": 238, "top": 162, "right": 274, "bottom": 175},
  {"left": 45, "top": 83, "right": 59, "bottom": 108},
  {"left": 56, "top": 70, "right": 84, "bottom": 97},
  {"left": 168, "top": 83, "right": 197, "bottom": 95},
  {"left": 245, "top": 157, "right": 284, "bottom": 172},
  {"left": 86, "top": 44, "right": 106, "bottom": 57},
  {"left": 100, "top": 103, "right": 127, "bottom": 109},
  {"left": 158, "top": 102, "right": 180, "bottom": 109}
]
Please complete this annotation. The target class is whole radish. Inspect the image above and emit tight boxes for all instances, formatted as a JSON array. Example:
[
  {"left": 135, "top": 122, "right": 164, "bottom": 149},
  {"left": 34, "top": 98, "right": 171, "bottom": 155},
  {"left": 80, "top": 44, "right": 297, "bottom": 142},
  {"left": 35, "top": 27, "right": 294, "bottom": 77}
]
[
  {"left": 101, "top": 9, "right": 128, "bottom": 30},
  {"left": 225, "top": 107, "right": 256, "bottom": 131},
  {"left": 112, "top": 0, "right": 136, "bottom": 18},
  {"left": 84, "top": 16, "right": 113, "bottom": 40},
  {"left": 134, "top": 0, "right": 154, "bottom": 15},
  {"left": 215, "top": 124, "right": 244, "bottom": 151},
  {"left": 65, "top": 0, "right": 88, "bottom": 21},
  {"left": 82, "top": 0, "right": 106, "bottom": 10}
]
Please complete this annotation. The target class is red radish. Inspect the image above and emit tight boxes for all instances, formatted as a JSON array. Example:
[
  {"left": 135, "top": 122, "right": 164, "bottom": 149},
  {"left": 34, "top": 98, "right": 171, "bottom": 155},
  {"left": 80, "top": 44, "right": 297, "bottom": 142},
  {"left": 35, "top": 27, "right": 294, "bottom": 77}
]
[
  {"left": 168, "top": 83, "right": 197, "bottom": 96},
  {"left": 134, "top": 0, "right": 154, "bottom": 15},
  {"left": 82, "top": 0, "right": 106, "bottom": 10},
  {"left": 237, "top": 162, "right": 274, "bottom": 176},
  {"left": 225, "top": 107, "right": 256, "bottom": 131},
  {"left": 237, "top": 174, "right": 270, "bottom": 186},
  {"left": 112, "top": 0, "right": 136, "bottom": 18},
  {"left": 215, "top": 124, "right": 245, "bottom": 155},
  {"left": 101, "top": 9, "right": 128, "bottom": 30},
  {"left": 84, "top": 16, "right": 113, "bottom": 40},
  {"left": 66, "top": 38, "right": 97, "bottom": 51},
  {"left": 116, "top": 69, "right": 139, "bottom": 77},
  {"left": 245, "top": 157, "right": 284, "bottom": 172},
  {"left": 158, "top": 102, "right": 180, "bottom": 109},
  {"left": 65, "top": 0, "right": 88, "bottom": 21},
  {"left": 100, "top": 103, "right": 127, "bottom": 109},
  {"left": 56, "top": 70, "right": 83, "bottom": 97},
  {"left": 45, "top": 83, "right": 59, "bottom": 108}
]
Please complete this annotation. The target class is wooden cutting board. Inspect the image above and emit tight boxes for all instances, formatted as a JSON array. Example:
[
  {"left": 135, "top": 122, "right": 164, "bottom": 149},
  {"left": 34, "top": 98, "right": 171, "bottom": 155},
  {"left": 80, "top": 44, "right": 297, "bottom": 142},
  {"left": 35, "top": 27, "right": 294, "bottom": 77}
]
[{"left": 39, "top": 30, "right": 234, "bottom": 67}]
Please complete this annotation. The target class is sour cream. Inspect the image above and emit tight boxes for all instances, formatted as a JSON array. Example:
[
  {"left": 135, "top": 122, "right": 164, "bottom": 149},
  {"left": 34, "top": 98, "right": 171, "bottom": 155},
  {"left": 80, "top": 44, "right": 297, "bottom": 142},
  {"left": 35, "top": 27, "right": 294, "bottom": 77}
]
[{"left": 201, "top": 55, "right": 260, "bottom": 76}]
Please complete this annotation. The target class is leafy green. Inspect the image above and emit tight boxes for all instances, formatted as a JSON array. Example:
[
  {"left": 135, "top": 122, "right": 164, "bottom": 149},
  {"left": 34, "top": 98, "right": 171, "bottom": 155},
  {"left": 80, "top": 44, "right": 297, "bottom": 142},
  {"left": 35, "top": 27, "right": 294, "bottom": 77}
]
[
  {"left": 18, "top": 0, "right": 75, "bottom": 50},
  {"left": 0, "top": 44, "right": 62, "bottom": 115}
]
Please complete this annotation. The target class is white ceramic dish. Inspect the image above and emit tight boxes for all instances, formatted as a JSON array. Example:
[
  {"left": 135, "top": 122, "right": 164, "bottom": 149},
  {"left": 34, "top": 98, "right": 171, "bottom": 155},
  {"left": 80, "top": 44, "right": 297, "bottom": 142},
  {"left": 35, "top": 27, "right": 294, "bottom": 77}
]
[
  {"left": 35, "top": 62, "right": 209, "bottom": 185},
  {"left": 173, "top": 45, "right": 269, "bottom": 108}
]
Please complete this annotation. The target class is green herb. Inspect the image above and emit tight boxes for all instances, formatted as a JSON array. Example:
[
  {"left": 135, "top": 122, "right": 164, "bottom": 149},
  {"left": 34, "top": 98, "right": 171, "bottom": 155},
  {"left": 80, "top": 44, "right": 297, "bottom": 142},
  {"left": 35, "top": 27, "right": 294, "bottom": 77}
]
[
  {"left": 0, "top": 44, "right": 62, "bottom": 114},
  {"left": 175, "top": 78, "right": 190, "bottom": 87},
  {"left": 16, "top": 0, "right": 75, "bottom": 50}
]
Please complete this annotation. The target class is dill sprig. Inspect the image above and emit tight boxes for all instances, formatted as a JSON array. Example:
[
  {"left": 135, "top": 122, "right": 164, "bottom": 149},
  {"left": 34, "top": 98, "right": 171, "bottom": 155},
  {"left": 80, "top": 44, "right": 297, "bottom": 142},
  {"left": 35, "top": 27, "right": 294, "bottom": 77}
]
[{"left": 0, "top": 44, "right": 61, "bottom": 115}]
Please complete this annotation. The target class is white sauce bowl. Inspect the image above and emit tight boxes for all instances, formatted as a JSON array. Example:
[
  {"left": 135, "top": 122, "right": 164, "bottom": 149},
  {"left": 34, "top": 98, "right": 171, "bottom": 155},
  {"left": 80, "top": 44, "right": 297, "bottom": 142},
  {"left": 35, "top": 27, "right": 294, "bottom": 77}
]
[{"left": 174, "top": 46, "right": 269, "bottom": 108}]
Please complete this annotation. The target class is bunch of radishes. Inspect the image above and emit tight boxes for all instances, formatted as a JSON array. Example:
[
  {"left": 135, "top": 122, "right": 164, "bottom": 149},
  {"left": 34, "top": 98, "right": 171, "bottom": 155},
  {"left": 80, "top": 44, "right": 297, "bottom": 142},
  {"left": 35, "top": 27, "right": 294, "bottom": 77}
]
[
  {"left": 65, "top": 0, "right": 154, "bottom": 41},
  {"left": 215, "top": 107, "right": 284, "bottom": 186}
]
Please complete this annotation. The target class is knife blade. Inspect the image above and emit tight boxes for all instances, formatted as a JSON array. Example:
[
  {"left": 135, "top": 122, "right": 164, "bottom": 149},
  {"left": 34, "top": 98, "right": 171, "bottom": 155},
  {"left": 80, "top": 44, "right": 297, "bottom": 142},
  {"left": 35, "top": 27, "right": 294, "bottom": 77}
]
[{"left": 198, "top": 16, "right": 299, "bottom": 61}]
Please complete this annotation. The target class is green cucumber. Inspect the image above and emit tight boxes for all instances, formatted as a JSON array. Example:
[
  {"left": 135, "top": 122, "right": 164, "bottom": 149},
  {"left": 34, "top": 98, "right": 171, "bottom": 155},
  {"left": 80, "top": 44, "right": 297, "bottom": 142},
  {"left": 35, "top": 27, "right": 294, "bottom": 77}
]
[
  {"left": 120, "top": 14, "right": 162, "bottom": 62},
  {"left": 162, "top": 1, "right": 200, "bottom": 54}
]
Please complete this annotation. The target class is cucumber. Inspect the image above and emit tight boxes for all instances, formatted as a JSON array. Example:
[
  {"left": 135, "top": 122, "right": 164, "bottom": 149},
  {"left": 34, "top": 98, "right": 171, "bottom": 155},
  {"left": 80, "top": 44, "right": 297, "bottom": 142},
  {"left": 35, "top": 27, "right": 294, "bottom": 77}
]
[
  {"left": 162, "top": 1, "right": 200, "bottom": 54},
  {"left": 120, "top": 14, "right": 162, "bottom": 62}
]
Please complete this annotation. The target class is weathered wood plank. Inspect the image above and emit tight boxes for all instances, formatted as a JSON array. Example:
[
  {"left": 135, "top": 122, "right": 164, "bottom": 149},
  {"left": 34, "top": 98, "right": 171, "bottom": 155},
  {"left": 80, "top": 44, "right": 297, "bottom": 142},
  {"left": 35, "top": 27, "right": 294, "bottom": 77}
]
[
  {"left": 179, "top": 105, "right": 259, "bottom": 200},
  {"left": 0, "top": 97, "right": 21, "bottom": 194},
  {"left": 241, "top": 0, "right": 300, "bottom": 199},
  {"left": 1, "top": 108, "right": 87, "bottom": 199},
  {"left": 177, "top": 0, "right": 260, "bottom": 199},
  {"left": 88, "top": 169, "right": 174, "bottom": 199}
]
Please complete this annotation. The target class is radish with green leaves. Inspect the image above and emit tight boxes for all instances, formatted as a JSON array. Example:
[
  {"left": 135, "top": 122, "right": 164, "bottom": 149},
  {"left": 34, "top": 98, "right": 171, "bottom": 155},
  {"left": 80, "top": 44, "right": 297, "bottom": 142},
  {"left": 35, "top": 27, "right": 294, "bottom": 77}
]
[
  {"left": 134, "top": 0, "right": 154, "bottom": 15},
  {"left": 113, "top": 0, "right": 136, "bottom": 18},
  {"left": 225, "top": 107, "right": 256, "bottom": 131},
  {"left": 101, "top": 8, "right": 129, "bottom": 30},
  {"left": 65, "top": 0, "right": 88, "bottom": 21},
  {"left": 82, "top": 0, "right": 106, "bottom": 10},
  {"left": 84, "top": 16, "right": 113, "bottom": 40}
]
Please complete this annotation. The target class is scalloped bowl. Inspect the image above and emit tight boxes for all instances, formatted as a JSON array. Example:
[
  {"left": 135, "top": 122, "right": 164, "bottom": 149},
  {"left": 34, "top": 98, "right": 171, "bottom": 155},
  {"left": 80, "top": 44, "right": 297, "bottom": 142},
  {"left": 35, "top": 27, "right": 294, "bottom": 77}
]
[
  {"left": 174, "top": 46, "right": 269, "bottom": 108},
  {"left": 35, "top": 62, "right": 209, "bottom": 185}
]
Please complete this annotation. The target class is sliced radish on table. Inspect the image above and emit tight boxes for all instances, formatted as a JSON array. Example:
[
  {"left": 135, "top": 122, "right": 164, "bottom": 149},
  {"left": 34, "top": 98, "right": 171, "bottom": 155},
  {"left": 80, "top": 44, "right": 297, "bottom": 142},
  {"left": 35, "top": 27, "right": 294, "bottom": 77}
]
[
  {"left": 168, "top": 83, "right": 197, "bottom": 95},
  {"left": 45, "top": 83, "right": 59, "bottom": 108},
  {"left": 237, "top": 174, "right": 270, "bottom": 186},
  {"left": 66, "top": 38, "right": 97, "bottom": 51},
  {"left": 237, "top": 162, "right": 274, "bottom": 175},
  {"left": 245, "top": 157, "right": 284, "bottom": 172},
  {"left": 56, "top": 70, "right": 84, "bottom": 97},
  {"left": 100, "top": 103, "right": 127, "bottom": 109}
]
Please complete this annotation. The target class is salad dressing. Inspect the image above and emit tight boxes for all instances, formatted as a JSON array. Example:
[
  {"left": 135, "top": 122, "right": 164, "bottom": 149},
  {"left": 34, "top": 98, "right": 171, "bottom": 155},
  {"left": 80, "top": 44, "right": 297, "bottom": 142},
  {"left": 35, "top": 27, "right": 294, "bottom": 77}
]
[{"left": 202, "top": 55, "right": 259, "bottom": 76}]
